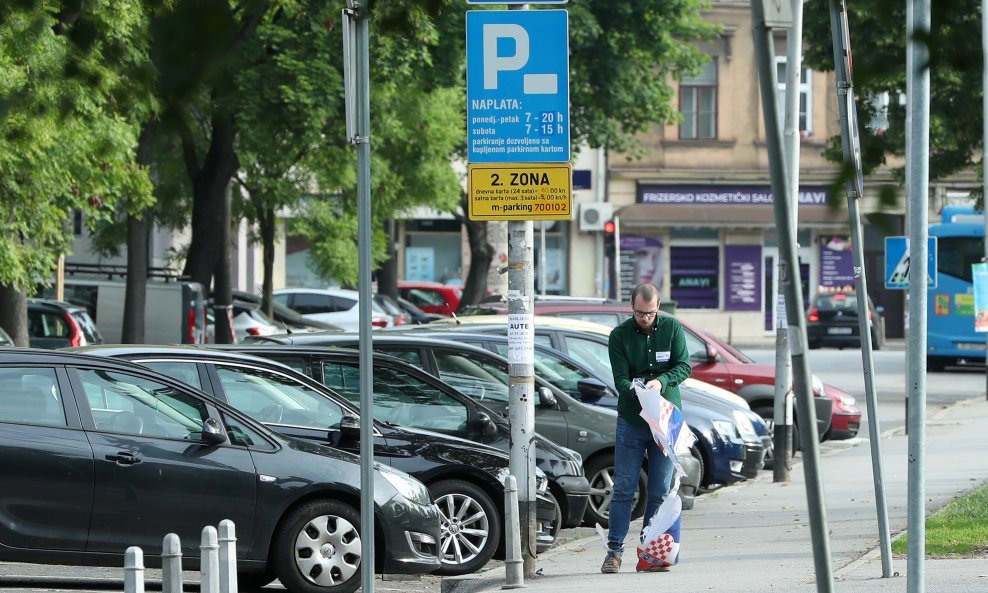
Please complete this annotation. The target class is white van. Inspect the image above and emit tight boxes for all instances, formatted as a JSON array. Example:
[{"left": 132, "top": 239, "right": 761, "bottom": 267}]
[{"left": 38, "top": 278, "right": 207, "bottom": 344}]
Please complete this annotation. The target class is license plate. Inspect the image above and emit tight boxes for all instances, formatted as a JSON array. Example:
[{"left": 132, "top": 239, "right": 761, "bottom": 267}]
[
  {"left": 957, "top": 342, "right": 987, "bottom": 351},
  {"left": 827, "top": 327, "right": 853, "bottom": 335}
]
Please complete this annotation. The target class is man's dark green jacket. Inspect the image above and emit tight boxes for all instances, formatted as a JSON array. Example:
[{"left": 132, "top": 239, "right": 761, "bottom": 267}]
[{"left": 608, "top": 315, "right": 692, "bottom": 427}]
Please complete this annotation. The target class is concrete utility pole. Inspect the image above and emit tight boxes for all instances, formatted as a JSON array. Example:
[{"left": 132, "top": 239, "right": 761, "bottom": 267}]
[
  {"left": 905, "top": 0, "right": 931, "bottom": 591},
  {"left": 773, "top": 0, "right": 802, "bottom": 483},
  {"left": 750, "top": 1, "right": 834, "bottom": 591},
  {"left": 827, "top": 0, "right": 893, "bottom": 576}
]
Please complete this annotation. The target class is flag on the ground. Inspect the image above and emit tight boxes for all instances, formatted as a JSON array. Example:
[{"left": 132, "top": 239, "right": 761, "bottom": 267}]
[{"left": 632, "top": 380, "right": 695, "bottom": 571}]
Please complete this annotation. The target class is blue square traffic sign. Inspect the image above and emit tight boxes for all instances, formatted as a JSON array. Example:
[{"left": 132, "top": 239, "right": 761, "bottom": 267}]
[
  {"left": 884, "top": 236, "right": 938, "bottom": 289},
  {"left": 466, "top": 10, "right": 570, "bottom": 163}
]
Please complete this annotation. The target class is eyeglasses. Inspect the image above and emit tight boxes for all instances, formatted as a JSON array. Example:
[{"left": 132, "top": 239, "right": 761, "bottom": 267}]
[{"left": 633, "top": 309, "right": 658, "bottom": 319}]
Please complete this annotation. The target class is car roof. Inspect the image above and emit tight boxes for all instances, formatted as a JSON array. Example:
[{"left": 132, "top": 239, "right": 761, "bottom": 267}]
[
  {"left": 0, "top": 347, "right": 153, "bottom": 369},
  {"left": 431, "top": 314, "right": 614, "bottom": 334},
  {"left": 248, "top": 331, "right": 507, "bottom": 356},
  {"left": 274, "top": 287, "right": 359, "bottom": 298},
  {"left": 397, "top": 281, "right": 455, "bottom": 289},
  {"left": 71, "top": 344, "right": 296, "bottom": 368},
  {"left": 26, "top": 298, "right": 87, "bottom": 312}
]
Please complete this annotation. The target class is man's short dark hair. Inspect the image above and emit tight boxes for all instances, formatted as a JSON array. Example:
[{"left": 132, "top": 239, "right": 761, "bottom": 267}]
[{"left": 631, "top": 283, "right": 659, "bottom": 305}]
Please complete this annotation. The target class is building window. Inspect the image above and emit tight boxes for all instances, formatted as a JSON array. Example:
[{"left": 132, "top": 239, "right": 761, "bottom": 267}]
[
  {"left": 679, "top": 59, "right": 717, "bottom": 140},
  {"left": 670, "top": 246, "right": 719, "bottom": 309},
  {"left": 73, "top": 211, "right": 83, "bottom": 235},
  {"left": 775, "top": 57, "right": 813, "bottom": 134}
]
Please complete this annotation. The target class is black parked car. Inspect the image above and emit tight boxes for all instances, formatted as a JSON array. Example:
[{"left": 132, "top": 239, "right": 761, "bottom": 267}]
[
  {"left": 244, "top": 332, "right": 700, "bottom": 526},
  {"left": 0, "top": 348, "right": 440, "bottom": 593},
  {"left": 806, "top": 290, "right": 885, "bottom": 350},
  {"left": 75, "top": 345, "right": 559, "bottom": 575},
  {"left": 213, "top": 344, "right": 590, "bottom": 530},
  {"left": 27, "top": 298, "right": 103, "bottom": 348}
]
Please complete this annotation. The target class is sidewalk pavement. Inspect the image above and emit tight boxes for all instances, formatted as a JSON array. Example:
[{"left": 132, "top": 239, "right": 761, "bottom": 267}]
[{"left": 444, "top": 396, "right": 988, "bottom": 593}]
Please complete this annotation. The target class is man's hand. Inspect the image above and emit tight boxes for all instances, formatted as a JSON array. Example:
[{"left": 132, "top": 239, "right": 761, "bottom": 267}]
[{"left": 645, "top": 379, "right": 663, "bottom": 392}]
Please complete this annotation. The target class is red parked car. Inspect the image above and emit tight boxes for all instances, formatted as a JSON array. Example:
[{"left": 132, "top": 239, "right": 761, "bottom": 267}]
[{"left": 397, "top": 281, "right": 463, "bottom": 316}]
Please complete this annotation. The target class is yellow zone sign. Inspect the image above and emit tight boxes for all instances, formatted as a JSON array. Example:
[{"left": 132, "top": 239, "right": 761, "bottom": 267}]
[{"left": 468, "top": 163, "right": 572, "bottom": 221}]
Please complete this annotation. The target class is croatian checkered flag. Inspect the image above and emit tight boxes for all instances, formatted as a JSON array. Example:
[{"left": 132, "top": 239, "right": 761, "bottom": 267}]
[
  {"left": 632, "top": 379, "right": 695, "bottom": 571},
  {"left": 633, "top": 379, "right": 696, "bottom": 473}
]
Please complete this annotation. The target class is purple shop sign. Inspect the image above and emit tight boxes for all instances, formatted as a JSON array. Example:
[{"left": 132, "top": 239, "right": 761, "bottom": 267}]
[
  {"left": 724, "top": 245, "right": 762, "bottom": 312},
  {"left": 639, "top": 185, "right": 829, "bottom": 206},
  {"left": 819, "top": 235, "right": 855, "bottom": 289}
]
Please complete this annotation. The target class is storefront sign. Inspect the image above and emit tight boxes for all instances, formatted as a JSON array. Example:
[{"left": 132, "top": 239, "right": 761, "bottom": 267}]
[
  {"left": 724, "top": 245, "right": 762, "bottom": 312},
  {"left": 639, "top": 184, "right": 829, "bottom": 206},
  {"left": 670, "top": 246, "right": 719, "bottom": 309}
]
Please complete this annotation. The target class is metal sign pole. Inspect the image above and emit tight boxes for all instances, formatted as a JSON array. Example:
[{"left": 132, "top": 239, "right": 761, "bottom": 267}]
[
  {"left": 827, "top": 0, "right": 894, "bottom": 576},
  {"left": 906, "top": 0, "right": 931, "bottom": 591},
  {"left": 345, "top": 2, "right": 375, "bottom": 592},
  {"left": 750, "top": 1, "right": 834, "bottom": 591}
]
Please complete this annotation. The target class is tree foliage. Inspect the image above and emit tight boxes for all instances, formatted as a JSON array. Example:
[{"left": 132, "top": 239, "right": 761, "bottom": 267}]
[
  {"left": 803, "top": 0, "right": 983, "bottom": 187},
  {"left": 0, "top": 1, "right": 153, "bottom": 343}
]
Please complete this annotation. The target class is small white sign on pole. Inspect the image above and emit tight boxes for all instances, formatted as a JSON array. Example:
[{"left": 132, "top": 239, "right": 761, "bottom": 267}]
[{"left": 507, "top": 313, "right": 534, "bottom": 364}]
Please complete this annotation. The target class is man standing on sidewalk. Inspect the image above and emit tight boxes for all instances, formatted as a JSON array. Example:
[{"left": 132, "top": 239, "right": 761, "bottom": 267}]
[{"left": 601, "top": 283, "right": 692, "bottom": 574}]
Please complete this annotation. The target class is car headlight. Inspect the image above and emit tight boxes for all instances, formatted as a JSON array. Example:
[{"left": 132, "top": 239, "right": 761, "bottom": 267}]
[
  {"left": 712, "top": 420, "right": 740, "bottom": 440},
  {"left": 732, "top": 410, "right": 759, "bottom": 442},
  {"left": 380, "top": 468, "right": 432, "bottom": 506},
  {"left": 840, "top": 394, "right": 857, "bottom": 407},
  {"left": 559, "top": 445, "right": 583, "bottom": 467},
  {"left": 811, "top": 374, "right": 825, "bottom": 397}
]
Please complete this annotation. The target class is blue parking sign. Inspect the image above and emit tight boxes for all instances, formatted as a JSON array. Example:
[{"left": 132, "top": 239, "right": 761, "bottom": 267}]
[{"left": 466, "top": 10, "right": 570, "bottom": 163}]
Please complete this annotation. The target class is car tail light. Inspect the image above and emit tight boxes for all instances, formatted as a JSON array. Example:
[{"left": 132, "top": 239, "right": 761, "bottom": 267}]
[
  {"left": 188, "top": 306, "right": 197, "bottom": 344},
  {"left": 372, "top": 318, "right": 388, "bottom": 328},
  {"left": 66, "top": 314, "right": 83, "bottom": 347},
  {"left": 807, "top": 307, "right": 819, "bottom": 322},
  {"left": 246, "top": 326, "right": 272, "bottom": 336}
]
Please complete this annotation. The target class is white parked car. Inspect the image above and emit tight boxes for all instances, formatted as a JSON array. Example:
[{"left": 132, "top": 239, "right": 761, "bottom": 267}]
[
  {"left": 273, "top": 288, "right": 393, "bottom": 331},
  {"left": 206, "top": 301, "right": 283, "bottom": 343}
]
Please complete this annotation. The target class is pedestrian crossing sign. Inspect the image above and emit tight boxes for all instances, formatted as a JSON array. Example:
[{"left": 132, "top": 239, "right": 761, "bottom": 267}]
[{"left": 884, "top": 236, "right": 938, "bottom": 289}]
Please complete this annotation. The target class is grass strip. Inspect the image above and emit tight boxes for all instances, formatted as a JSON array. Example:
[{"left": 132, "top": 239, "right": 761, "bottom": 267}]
[{"left": 892, "top": 483, "right": 988, "bottom": 556}]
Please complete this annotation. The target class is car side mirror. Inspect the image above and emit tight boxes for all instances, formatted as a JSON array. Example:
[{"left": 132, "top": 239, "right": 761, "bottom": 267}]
[
  {"left": 576, "top": 377, "right": 609, "bottom": 400},
  {"left": 340, "top": 414, "right": 360, "bottom": 439},
  {"left": 706, "top": 344, "right": 720, "bottom": 362},
  {"left": 538, "top": 386, "right": 558, "bottom": 409},
  {"left": 473, "top": 411, "right": 498, "bottom": 437},
  {"left": 201, "top": 418, "right": 228, "bottom": 446}
]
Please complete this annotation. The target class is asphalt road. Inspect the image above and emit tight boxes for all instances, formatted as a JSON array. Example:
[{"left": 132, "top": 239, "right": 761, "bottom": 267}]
[{"left": 2, "top": 346, "right": 982, "bottom": 593}]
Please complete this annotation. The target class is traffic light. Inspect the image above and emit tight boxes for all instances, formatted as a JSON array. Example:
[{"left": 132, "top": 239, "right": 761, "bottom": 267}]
[{"left": 603, "top": 220, "right": 616, "bottom": 259}]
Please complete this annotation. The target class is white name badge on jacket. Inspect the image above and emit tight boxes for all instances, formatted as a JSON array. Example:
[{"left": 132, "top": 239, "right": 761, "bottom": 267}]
[{"left": 655, "top": 351, "right": 671, "bottom": 363}]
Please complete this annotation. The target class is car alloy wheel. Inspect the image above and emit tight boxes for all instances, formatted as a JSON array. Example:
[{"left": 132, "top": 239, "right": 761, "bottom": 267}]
[
  {"left": 272, "top": 500, "right": 362, "bottom": 593},
  {"left": 584, "top": 454, "right": 645, "bottom": 527},
  {"left": 431, "top": 479, "right": 500, "bottom": 576}
]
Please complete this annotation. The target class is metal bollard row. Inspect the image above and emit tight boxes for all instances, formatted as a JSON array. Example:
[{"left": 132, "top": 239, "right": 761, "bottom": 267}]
[{"left": 123, "top": 521, "right": 238, "bottom": 593}]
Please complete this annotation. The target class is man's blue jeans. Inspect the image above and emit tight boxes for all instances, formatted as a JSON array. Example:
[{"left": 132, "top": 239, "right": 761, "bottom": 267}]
[{"left": 607, "top": 416, "right": 674, "bottom": 554}]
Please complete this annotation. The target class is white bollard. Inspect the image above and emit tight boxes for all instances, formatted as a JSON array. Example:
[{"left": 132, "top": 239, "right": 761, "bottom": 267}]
[
  {"left": 200, "top": 526, "right": 220, "bottom": 593},
  {"left": 124, "top": 546, "right": 145, "bottom": 593},
  {"left": 161, "top": 533, "right": 183, "bottom": 593},
  {"left": 218, "top": 520, "right": 238, "bottom": 593},
  {"left": 502, "top": 475, "right": 525, "bottom": 589}
]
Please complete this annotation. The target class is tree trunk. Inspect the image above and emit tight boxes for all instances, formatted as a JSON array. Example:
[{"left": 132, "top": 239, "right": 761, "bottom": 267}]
[
  {"left": 181, "top": 113, "right": 239, "bottom": 291},
  {"left": 459, "top": 194, "right": 495, "bottom": 310},
  {"left": 0, "top": 284, "right": 28, "bottom": 347},
  {"left": 378, "top": 219, "right": 399, "bottom": 299},
  {"left": 122, "top": 119, "right": 157, "bottom": 344},
  {"left": 258, "top": 205, "right": 276, "bottom": 318},
  {"left": 122, "top": 212, "right": 149, "bottom": 343}
]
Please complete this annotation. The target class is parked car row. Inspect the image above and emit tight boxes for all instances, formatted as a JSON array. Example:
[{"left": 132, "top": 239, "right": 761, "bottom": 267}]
[{"left": 2, "top": 291, "right": 866, "bottom": 587}]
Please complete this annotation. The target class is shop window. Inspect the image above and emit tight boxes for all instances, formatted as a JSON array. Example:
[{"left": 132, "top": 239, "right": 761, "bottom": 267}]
[
  {"left": 670, "top": 246, "right": 719, "bottom": 309},
  {"left": 679, "top": 59, "right": 717, "bottom": 140}
]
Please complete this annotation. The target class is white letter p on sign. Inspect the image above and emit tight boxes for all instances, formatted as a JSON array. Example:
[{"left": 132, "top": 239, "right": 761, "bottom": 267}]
[{"left": 483, "top": 24, "right": 529, "bottom": 90}]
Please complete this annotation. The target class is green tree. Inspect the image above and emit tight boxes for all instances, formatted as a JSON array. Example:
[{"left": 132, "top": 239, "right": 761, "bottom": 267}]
[
  {"left": 803, "top": 0, "right": 983, "bottom": 190},
  {"left": 0, "top": 2, "right": 153, "bottom": 345}
]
